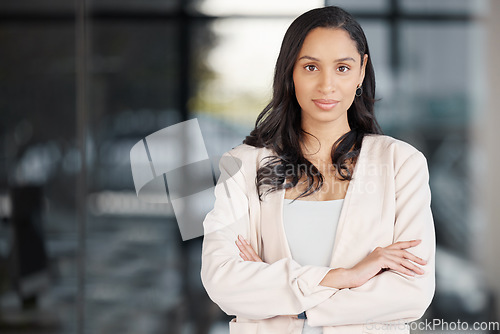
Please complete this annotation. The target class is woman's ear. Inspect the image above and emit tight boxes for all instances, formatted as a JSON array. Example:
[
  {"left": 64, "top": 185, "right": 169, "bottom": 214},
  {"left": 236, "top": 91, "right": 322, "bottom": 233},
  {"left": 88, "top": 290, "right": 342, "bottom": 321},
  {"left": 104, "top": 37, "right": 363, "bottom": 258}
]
[{"left": 360, "top": 54, "right": 368, "bottom": 84}]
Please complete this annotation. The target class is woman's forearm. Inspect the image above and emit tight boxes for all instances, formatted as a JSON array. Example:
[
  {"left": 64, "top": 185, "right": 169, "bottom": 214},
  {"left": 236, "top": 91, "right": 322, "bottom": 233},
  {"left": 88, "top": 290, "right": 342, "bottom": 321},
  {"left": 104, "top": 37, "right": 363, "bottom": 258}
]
[{"left": 319, "top": 268, "right": 354, "bottom": 289}]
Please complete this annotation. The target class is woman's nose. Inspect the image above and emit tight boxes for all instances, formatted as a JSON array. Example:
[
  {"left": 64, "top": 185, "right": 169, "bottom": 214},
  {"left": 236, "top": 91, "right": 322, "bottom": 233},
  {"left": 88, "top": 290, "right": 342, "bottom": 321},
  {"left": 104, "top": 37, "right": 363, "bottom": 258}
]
[{"left": 317, "top": 71, "right": 336, "bottom": 94}]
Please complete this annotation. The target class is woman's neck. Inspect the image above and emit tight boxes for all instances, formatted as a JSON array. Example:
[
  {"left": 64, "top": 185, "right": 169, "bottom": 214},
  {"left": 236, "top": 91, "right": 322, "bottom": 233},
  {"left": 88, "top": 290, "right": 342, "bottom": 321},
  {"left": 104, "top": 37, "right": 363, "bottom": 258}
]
[{"left": 300, "top": 119, "right": 351, "bottom": 161}]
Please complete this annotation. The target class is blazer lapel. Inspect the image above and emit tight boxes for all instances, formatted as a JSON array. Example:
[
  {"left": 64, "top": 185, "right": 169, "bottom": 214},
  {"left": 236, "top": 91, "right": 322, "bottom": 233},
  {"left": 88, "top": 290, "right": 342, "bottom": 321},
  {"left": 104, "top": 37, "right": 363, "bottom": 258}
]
[
  {"left": 329, "top": 135, "right": 386, "bottom": 268},
  {"left": 328, "top": 139, "right": 367, "bottom": 267},
  {"left": 257, "top": 147, "right": 293, "bottom": 263}
]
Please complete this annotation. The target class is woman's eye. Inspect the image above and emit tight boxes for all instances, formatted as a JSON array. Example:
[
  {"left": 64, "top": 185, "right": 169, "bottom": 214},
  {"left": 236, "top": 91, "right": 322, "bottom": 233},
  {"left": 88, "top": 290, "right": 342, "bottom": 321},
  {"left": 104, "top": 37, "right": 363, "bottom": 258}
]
[
  {"left": 304, "top": 65, "right": 318, "bottom": 71},
  {"left": 338, "top": 66, "right": 350, "bottom": 73}
]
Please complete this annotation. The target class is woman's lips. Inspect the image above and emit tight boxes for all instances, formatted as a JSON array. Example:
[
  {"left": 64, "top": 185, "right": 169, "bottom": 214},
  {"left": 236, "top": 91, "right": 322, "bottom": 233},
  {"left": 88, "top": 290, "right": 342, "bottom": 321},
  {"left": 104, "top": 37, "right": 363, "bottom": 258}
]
[{"left": 312, "top": 99, "right": 339, "bottom": 110}]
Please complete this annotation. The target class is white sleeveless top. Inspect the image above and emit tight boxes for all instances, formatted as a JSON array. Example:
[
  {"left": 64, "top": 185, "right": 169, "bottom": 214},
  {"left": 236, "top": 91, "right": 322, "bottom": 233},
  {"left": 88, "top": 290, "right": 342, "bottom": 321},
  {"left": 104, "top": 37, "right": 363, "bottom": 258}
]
[{"left": 283, "top": 198, "right": 344, "bottom": 334}]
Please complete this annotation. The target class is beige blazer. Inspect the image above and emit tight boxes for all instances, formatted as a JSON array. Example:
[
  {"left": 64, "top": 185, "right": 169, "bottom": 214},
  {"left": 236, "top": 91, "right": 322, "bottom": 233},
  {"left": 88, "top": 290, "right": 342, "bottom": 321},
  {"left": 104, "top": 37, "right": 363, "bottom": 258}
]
[{"left": 201, "top": 134, "right": 436, "bottom": 334}]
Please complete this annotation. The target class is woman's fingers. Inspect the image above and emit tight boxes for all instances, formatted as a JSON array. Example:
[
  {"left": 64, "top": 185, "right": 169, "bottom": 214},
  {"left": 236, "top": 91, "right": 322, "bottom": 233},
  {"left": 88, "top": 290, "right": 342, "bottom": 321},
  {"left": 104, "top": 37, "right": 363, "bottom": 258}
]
[
  {"left": 385, "top": 241, "right": 427, "bottom": 275},
  {"left": 386, "top": 254, "right": 425, "bottom": 275},
  {"left": 373, "top": 240, "right": 427, "bottom": 277},
  {"left": 385, "top": 248, "right": 427, "bottom": 266},
  {"left": 401, "top": 249, "right": 427, "bottom": 266},
  {"left": 386, "top": 239, "right": 421, "bottom": 250},
  {"left": 239, "top": 251, "right": 249, "bottom": 261},
  {"left": 390, "top": 261, "right": 418, "bottom": 277},
  {"left": 235, "top": 238, "right": 248, "bottom": 256},
  {"left": 235, "top": 235, "right": 263, "bottom": 262},
  {"left": 351, "top": 239, "right": 428, "bottom": 287},
  {"left": 385, "top": 240, "right": 427, "bottom": 267}
]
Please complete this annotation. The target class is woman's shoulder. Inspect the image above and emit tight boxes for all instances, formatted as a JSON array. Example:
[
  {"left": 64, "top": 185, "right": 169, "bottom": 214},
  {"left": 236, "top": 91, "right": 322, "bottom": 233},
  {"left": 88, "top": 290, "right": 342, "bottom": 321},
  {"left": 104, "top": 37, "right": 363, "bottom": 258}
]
[
  {"left": 224, "top": 143, "right": 274, "bottom": 161},
  {"left": 363, "top": 134, "right": 427, "bottom": 163},
  {"left": 219, "top": 143, "right": 274, "bottom": 176}
]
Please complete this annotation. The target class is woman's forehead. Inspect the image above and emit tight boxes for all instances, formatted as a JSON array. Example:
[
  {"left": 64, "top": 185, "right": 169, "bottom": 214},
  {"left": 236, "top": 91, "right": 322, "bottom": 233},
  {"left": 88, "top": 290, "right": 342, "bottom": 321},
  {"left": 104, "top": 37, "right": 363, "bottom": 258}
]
[{"left": 298, "top": 27, "right": 359, "bottom": 60}]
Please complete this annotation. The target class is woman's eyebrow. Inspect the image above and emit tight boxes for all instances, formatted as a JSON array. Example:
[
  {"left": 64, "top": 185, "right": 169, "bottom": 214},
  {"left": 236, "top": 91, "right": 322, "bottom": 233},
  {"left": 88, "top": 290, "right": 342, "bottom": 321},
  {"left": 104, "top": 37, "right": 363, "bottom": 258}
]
[
  {"left": 297, "top": 55, "right": 356, "bottom": 63},
  {"left": 297, "top": 55, "right": 321, "bottom": 62},
  {"left": 335, "top": 57, "right": 356, "bottom": 63}
]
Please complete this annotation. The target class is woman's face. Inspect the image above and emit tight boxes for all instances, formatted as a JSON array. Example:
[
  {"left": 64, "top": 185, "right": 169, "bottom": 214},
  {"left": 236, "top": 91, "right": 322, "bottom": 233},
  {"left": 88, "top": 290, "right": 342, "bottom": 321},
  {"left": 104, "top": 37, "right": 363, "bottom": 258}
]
[{"left": 293, "top": 27, "right": 367, "bottom": 127}]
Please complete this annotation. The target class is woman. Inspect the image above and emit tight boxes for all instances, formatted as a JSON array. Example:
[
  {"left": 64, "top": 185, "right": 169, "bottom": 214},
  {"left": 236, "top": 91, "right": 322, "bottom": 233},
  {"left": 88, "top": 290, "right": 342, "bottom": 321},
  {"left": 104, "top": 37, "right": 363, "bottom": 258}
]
[{"left": 201, "top": 6, "right": 435, "bottom": 334}]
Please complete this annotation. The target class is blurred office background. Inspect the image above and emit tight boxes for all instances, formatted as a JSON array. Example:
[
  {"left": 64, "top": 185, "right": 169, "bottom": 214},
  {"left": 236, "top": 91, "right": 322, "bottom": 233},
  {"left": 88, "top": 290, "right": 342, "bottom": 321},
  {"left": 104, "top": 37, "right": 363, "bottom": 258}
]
[{"left": 0, "top": 0, "right": 499, "bottom": 333}]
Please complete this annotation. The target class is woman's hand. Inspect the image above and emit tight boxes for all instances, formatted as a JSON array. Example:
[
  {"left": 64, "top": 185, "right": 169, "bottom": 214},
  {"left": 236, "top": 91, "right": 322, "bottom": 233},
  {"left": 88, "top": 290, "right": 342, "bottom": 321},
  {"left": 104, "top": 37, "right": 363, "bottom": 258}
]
[
  {"left": 347, "top": 239, "right": 427, "bottom": 288},
  {"left": 320, "top": 240, "right": 427, "bottom": 289},
  {"left": 235, "top": 235, "right": 263, "bottom": 262},
  {"left": 236, "top": 235, "right": 301, "bottom": 318},
  {"left": 236, "top": 235, "right": 426, "bottom": 291}
]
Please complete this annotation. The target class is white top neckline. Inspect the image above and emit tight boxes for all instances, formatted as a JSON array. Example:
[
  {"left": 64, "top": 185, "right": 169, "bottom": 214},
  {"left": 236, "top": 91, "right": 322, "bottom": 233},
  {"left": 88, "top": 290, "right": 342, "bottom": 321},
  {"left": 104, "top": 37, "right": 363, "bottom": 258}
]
[{"left": 284, "top": 198, "right": 344, "bottom": 203}]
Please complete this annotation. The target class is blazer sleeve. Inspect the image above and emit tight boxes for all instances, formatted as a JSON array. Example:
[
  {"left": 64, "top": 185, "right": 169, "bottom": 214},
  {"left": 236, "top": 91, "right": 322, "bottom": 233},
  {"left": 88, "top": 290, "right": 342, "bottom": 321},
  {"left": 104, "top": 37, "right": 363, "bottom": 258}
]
[
  {"left": 201, "top": 150, "right": 339, "bottom": 319},
  {"left": 306, "top": 151, "right": 436, "bottom": 327}
]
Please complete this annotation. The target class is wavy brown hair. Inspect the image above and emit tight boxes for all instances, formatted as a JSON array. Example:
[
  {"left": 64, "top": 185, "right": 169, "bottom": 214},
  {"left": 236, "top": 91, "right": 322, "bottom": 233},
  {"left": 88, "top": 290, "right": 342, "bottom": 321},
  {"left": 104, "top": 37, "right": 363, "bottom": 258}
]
[{"left": 243, "top": 6, "right": 382, "bottom": 201}]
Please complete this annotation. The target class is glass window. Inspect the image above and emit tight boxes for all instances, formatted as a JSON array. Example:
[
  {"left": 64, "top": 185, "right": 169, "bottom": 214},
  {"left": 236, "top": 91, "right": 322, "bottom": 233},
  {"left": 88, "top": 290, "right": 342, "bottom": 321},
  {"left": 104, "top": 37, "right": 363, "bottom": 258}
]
[
  {"left": 0, "top": 21, "right": 78, "bottom": 332},
  {"left": 191, "top": 17, "right": 296, "bottom": 155},
  {"left": 395, "top": 22, "right": 473, "bottom": 125},
  {"left": 88, "top": 0, "right": 180, "bottom": 12},
  {"left": 326, "top": 0, "right": 389, "bottom": 13},
  {"left": 191, "top": 18, "right": 291, "bottom": 128},
  {"left": 191, "top": 0, "right": 323, "bottom": 16},
  {"left": 0, "top": 1, "right": 74, "bottom": 13},
  {"left": 400, "top": 0, "right": 488, "bottom": 15}
]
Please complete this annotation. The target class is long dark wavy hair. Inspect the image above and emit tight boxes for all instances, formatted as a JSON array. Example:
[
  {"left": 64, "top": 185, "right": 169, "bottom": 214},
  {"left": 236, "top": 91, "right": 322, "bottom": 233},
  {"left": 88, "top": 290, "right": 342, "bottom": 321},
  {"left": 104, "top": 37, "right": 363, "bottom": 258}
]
[{"left": 243, "top": 6, "right": 382, "bottom": 201}]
